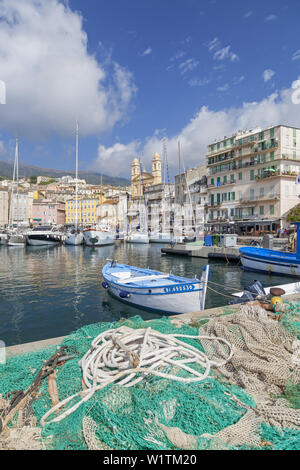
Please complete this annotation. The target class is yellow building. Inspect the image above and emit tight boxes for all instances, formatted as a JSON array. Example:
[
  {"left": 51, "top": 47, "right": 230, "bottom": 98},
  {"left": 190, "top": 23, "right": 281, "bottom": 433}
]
[
  {"left": 65, "top": 196, "right": 102, "bottom": 225},
  {"left": 131, "top": 153, "right": 162, "bottom": 199}
]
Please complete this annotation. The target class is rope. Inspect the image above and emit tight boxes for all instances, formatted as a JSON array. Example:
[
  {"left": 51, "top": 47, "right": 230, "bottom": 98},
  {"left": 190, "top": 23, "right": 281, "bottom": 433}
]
[
  {"left": 40, "top": 326, "right": 233, "bottom": 426},
  {"left": 207, "top": 285, "right": 240, "bottom": 299}
]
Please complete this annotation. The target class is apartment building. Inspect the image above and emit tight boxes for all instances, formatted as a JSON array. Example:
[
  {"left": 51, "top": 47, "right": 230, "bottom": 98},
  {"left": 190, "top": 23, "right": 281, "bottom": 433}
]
[
  {"left": 174, "top": 165, "right": 208, "bottom": 236},
  {"left": 0, "top": 189, "right": 9, "bottom": 226},
  {"left": 65, "top": 196, "right": 100, "bottom": 225},
  {"left": 32, "top": 199, "right": 65, "bottom": 225},
  {"left": 9, "top": 190, "right": 34, "bottom": 226},
  {"left": 206, "top": 125, "right": 300, "bottom": 233}
]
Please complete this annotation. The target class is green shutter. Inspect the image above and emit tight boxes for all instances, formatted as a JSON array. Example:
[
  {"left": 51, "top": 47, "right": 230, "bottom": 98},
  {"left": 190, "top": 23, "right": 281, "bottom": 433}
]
[
  {"left": 250, "top": 170, "right": 254, "bottom": 180},
  {"left": 270, "top": 205, "right": 274, "bottom": 215}
]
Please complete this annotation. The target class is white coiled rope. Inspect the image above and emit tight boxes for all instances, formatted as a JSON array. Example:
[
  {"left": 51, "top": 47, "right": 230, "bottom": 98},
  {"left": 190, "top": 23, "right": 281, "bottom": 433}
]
[{"left": 40, "top": 326, "right": 233, "bottom": 426}]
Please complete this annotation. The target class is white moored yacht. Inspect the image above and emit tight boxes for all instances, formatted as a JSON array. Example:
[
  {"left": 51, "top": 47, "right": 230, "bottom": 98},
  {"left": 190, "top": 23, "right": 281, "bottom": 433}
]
[
  {"left": 126, "top": 231, "right": 149, "bottom": 244},
  {"left": 83, "top": 224, "right": 115, "bottom": 247},
  {"left": 26, "top": 226, "right": 62, "bottom": 246}
]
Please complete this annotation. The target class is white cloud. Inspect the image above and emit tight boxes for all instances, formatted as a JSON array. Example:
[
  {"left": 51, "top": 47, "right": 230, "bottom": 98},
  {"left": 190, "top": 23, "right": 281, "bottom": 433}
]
[
  {"left": 206, "top": 38, "right": 239, "bottom": 62},
  {"left": 217, "top": 83, "right": 229, "bottom": 92},
  {"left": 94, "top": 140, "right": 140, "bottom": 177},
  {"left": 266, "top": 14, "right": 277, "bottom": 21},
  {"left": 292, "top": 50, "right": 300, "bottom": 61},
  {"left": 232, "top": 75, "right": 245, "bottom": 85},
  {"left": 214, "top": 46, "right": 239, "bottom": 62},
  {"left": 188, "top": 77, "right": 211, "bottom": 87},
  {"left": 178, "top": 58, "right": 199, "bottom": 75},
  {"left": 263, "top": 69, "right": 275, "bottom": 82},
  {"left": 243, "top": 11, "right": 253, "bottom": 18},
  {"left": 0, "top": 0, "right": 137, "bottom": 140},
  {"left": 140, "top": 47, "right": 152, "bottom": 56},
  {"left": 92, "top": 78, "right": 300, "bottom": 178}
]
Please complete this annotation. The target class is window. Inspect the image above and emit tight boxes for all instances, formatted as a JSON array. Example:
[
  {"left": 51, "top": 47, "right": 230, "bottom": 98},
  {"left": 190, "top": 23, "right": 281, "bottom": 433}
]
[
  {"left": 260, "top": 187, "right": 264, "bottom": 197},
  {"left": 211, "top": 178, "right": 214, "bottom": 185},
  {"left": 270, "top": 205, "right": 274, "bottom": 215},
  {"left": 293, "top": 151, "right": 296, "bottom": 160},
  {"left": 293, "top": 139, "right": 297, "bottom": 147},
  {"left": 258, "top": 132, "right": 264, "bottom": 140},
  {"left": 293, "top": 128, "right": 297, "bottom": 138},
  {"left": 238, "top": 159, "right": 242, "bottom": 168},
  {"left": 270, "top": 151, "right": 274, "bottom": 161},
  {"left": 270, "top": 128, "right": 274, "bottom": 138},
  {"left": 259, "top": 206, "right": 264, "bottom": 215},
  {"left": 238, "top": 172, "right": 242, "bottom": 180},
  {"left": 231, "top": 192, "right": 235, "bottom": 200},
  {"left": 250, "top": 189, "right": 254, "bottom": 200},
  {"left": 230, "top": 174, "right": 234, "bottom": 182},
  {"left": 223, "top": 176, "right": 227, "bottom": 184},
  {"left": 250, "top": 170, "right": 254, "bottom": 181}
]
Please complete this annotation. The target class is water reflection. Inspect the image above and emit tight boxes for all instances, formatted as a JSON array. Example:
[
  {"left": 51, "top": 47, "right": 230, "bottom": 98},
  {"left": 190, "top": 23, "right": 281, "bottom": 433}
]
[{"left": 0, "top": 242, "right": 289, "bottom": 346}]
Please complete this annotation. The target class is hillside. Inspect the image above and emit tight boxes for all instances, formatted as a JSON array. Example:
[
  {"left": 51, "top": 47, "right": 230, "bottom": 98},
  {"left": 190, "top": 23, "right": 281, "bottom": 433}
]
[{"left": 0, "top": 160, "right": 129, "bottom": 186}]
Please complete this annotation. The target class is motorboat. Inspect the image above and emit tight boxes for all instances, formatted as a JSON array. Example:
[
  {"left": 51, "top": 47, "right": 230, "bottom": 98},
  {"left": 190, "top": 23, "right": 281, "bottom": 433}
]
[
  {"left": 239, "top": 246, "right": 300, "bottom": 277},
  {"left": 26, "top": 226, "right": 62, "bottom": 246},
  {"left": 83, "top": 225, "right": 115, "bottom": 247},
  {"left": 102, "top": 261, "right": 209, "bottom": 314}
]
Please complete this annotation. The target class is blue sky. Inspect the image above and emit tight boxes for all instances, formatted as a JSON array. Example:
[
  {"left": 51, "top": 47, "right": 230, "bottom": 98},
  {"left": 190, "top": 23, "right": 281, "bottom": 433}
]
[{"left": 0, "top": 0, "right": 300, "bottom": 178}]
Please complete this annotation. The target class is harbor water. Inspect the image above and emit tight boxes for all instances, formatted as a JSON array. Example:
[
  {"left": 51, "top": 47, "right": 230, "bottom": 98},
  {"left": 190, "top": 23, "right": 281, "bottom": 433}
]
[{"left": 0, "top": 241, "right": 289, "bottom": 346}]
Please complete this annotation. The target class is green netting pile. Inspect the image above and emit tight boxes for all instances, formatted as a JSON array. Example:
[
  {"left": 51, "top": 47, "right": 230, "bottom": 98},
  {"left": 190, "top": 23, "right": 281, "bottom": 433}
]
[{"left": 0, "top": 313, "right": 299, "bottom": 451}]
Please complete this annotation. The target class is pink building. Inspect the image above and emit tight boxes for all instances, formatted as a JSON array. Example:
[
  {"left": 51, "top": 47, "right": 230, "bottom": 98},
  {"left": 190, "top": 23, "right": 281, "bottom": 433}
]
[{"left": 32, "top": 199, "right": 65, "bottom": 226}]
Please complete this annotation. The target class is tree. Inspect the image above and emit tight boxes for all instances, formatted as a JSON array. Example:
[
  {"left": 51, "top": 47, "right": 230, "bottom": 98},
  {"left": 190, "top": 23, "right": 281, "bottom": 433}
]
[{"left": 287, "top": 204, "right": 300, "bottom": 223}]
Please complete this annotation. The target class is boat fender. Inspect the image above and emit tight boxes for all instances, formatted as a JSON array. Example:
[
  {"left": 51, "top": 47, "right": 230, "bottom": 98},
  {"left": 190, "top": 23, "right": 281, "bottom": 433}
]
[
  {"left": 119, "top": 290, "right": 131, "bottom": 299},
  {"left": 102, "top": 281, "right": 109, "bottom": 289}
]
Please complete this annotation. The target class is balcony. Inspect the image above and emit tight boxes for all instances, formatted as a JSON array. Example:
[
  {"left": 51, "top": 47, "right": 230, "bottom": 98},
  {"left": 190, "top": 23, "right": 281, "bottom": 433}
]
[
  {"left": 207, "top": 180, "right": 236, "bottom": 188},
  {"left": 238, "top": 194, "right": 280, "bottom": 204}
]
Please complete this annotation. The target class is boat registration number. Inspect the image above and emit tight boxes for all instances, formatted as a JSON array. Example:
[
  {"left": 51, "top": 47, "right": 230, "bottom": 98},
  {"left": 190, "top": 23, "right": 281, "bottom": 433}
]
[{"left": 164, "top": 284, "right": 195, "bottom": 293}]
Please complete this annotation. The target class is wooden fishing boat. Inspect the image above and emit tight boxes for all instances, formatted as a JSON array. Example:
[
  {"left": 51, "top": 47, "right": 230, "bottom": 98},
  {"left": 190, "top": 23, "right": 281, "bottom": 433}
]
[{"left": 102, "top": 261, "right": 209, "bottom": 314}]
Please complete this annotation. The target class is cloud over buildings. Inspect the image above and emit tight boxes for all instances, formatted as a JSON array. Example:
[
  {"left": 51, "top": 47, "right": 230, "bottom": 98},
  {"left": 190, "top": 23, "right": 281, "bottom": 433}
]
[{"left": 0, "top": 0, "right": 137, "bottom": 140}]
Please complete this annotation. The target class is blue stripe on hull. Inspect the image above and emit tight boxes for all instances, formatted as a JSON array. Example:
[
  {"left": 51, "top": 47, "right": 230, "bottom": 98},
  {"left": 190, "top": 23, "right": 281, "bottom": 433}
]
[
  {"left": 106, "top": 289, "right": 180, "bottom": 315},
  {"left": 241, "top": 265, "right": 300, "bottom": 277}
]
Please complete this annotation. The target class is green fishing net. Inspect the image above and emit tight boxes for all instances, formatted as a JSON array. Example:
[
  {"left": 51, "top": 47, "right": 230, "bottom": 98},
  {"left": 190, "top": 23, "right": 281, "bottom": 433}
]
[{"left": 0, "top": 313, "right": 299, "bottom": 450}]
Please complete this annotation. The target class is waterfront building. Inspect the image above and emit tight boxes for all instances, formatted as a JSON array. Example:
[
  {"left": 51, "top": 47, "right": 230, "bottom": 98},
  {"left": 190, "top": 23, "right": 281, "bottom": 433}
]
[
  {"left": 0, "top": 189, "right": 9, "bottom": 226},
  {"left": 144, "top": 182, "right": 175, "bottom": 233},
  {"left": 65, "top": 196, "right": 100, "bottom": 226},
  {"left": 97, "top": 192, "right": 129, "bottom": 232},
  {"left": 206, "top": 125, "right": 300, "bottom": 234},
  {"left": 9, "top": 190, "right": 34, "bottom": 226},
  {"left": 174, "top": 165, "right": 208, "bottom": 237},
  {"left": 32, "top": 199, "right": 65, "bottom": 225}
]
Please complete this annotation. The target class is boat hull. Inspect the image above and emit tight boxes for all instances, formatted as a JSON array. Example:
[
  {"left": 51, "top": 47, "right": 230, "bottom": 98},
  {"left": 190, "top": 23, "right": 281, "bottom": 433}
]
[
  {"left": 102, "top": 263, "right": 209, "bottom": 314},
  {"left": 65, "top": 232, "right": 84, "bottom": 245},
  {"left": 83, "top": 230, "right": 115, "bottom": 247},
  {"left": 26, "top": 237, "right": 61, "bottom": 246},
  {"left": 240, "top": 247, "right": 300, "bottom": 277},
  {"left": 7, "top": 235, "right": 26, "bottom": 246},
  {"left": 126, "top": 233, "right": 149, "bottom": 244}
]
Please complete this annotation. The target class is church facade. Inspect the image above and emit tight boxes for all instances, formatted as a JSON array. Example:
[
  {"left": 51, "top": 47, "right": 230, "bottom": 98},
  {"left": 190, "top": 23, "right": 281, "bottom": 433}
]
[{"left": 130, "top": 153, "right": 162, "bottom": 199}]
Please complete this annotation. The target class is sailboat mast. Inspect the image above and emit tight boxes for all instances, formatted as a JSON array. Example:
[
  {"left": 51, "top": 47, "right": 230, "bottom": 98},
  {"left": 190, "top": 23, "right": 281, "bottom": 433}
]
[
  {"left": 16, "top": 138, "right": 19, "bottom": 229},
  {"left": 75, "top": 122, "right": 79, "bottom": 231}
]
